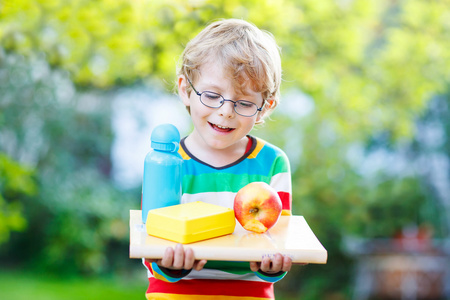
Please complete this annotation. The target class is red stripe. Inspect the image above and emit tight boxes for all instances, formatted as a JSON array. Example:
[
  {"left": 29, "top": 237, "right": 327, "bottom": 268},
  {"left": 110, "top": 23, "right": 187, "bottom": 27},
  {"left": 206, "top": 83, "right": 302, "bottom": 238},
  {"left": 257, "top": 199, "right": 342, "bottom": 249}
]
[
  {"left": 147, "top": 277, "right": 274, "bottom": 298},
  {"left": 278, "top": 191, "right": 291, "bottom": 211},
  {"left": 144, "top": 260, "right": 153, "bottom": 274},
  {"left": 245, "top": 136, "right": 253, "bottom": 154}
]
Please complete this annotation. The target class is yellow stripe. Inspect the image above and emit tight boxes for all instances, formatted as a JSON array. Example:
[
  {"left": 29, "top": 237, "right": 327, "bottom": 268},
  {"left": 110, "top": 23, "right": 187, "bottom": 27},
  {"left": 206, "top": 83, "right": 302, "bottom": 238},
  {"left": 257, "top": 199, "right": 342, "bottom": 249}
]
[
  {"left": 151, "top": 271, "right": 171, "bottom": 282},
  {"left": 281, "top": 209, "right": 291, "bottom": 216},
  {"left": 247, "top": 138, "right": 265, "bottom": 159},
  {"left": 146, "top": 293, "right": 269, "bottom": 300},
  {"left": 178, "top": 146, "right": 190, "bottom": 160}
]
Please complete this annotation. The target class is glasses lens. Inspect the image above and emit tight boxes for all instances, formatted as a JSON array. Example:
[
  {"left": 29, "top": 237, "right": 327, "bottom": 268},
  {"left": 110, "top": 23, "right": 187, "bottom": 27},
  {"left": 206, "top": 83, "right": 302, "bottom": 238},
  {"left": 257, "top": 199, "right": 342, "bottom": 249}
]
[
  {"left": 235, "top": 100, "right": 258, "bottom": 116},
  {"left": 199, "top": 91, "right": 259, "bottom": 117},
  {"left": 200, "top": 92, "right": 223, "bottom": 108}
]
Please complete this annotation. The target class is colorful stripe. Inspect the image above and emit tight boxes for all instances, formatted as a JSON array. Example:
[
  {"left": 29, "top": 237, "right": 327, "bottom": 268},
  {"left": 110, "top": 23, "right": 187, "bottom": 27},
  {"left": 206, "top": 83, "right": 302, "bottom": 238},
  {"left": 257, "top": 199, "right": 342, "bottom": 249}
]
[
  {"left": 255, "top": 271, "right": 287, "bottom": 283},
  {"left": 146, "top": 277, "right": 274, "bottom": 298},
  {"left": 178, "top": 146, "right": 191, "bottom": 160},
  {"left": 181, "top": 190, "right": 291, "bottom": 213},
  {"left": 279, "top": 192, "right": 291, "bottom": 213},
  {"left": 182, "top": 173, "right": 270, "bottom": 194},
  {"left": 146, "top": 293, "right": 269, "bottom": 300},
  {"left": 181, "top": 191, "right": 236, "bottom": 209},
  {"left": 247, "top": 137, "right": 265, "bottom": 159},
  {"left": 269, "top": 172, "right": 291, "bottom": 193},
  {"left": 151, "top": 263, "right": 191, "bottom": 283}
]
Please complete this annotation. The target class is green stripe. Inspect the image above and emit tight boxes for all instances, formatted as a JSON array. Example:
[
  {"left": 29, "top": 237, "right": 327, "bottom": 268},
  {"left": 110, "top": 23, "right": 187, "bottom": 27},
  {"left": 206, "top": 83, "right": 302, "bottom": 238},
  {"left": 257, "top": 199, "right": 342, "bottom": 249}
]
[
  {"left": 271, "top": 154, "right": 290, "bottom": 175},
  {"left": 204, "top": 261, "right": 251, "bottom": 275},
  {"left": 182, "top": 173, "right": 270, "bottom": 194}
]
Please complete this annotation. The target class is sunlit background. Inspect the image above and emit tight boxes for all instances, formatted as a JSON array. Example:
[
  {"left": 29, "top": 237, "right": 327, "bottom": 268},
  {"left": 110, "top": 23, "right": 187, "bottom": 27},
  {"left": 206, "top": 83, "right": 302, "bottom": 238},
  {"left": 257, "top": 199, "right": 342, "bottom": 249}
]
[{"left": 1, "top": 0, "right": 449, "bottom": 299}]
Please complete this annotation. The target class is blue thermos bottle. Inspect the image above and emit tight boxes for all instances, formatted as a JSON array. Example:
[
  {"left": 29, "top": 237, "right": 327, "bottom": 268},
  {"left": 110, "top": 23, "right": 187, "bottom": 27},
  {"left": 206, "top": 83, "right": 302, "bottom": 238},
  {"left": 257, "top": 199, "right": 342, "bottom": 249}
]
[{"left": 141, "top": 124, "right": 183, "bottom": 224}]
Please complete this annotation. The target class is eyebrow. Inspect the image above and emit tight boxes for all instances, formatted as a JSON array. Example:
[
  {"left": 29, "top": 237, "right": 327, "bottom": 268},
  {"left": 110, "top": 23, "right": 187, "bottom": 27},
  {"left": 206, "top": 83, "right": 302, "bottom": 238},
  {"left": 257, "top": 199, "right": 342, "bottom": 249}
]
[
  {"left": 200, "top": 83, "right": 259, "bottom": 99},
  {"left": 199, "top": 83, "right": 224, "bottom": 92}
]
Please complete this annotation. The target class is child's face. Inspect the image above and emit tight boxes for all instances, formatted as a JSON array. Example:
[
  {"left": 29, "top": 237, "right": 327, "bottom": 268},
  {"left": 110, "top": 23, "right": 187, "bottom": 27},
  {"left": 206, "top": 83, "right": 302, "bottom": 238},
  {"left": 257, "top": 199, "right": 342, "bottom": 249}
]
[{"left": 180, "top": 61, "right": 264, "bottom": 153}]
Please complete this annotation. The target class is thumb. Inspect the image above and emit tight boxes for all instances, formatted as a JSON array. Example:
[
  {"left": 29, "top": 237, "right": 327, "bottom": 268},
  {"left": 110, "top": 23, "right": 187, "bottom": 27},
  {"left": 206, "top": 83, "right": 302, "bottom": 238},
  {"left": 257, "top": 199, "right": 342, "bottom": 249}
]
[
  {"left": 194, "top": 259, "right": 208, "bottom": 271},
  {"left": 250, "top": 261, "right": 260, "bottom": 272}
]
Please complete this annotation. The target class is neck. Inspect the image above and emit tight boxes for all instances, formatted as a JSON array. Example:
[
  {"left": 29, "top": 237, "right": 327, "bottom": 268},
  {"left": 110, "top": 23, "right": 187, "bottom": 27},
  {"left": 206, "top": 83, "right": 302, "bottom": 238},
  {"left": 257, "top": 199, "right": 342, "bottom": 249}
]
[{"left": 184, "top": 135, "right": 248, "bottom": 168}]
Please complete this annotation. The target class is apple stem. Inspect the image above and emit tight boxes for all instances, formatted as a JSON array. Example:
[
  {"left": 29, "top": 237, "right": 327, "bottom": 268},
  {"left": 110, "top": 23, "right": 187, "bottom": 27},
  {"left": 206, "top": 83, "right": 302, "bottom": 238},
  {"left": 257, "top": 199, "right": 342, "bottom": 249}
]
[{"left": 249, "top": 208, "right": 259, "bottom": 214}]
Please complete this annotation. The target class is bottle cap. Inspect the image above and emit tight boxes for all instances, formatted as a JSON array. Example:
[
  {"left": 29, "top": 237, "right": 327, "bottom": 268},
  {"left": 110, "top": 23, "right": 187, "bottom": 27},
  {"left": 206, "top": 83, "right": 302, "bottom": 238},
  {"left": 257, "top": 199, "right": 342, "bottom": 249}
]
[{"left": 151, "top": 124, "right": 180, "bottom": 152}]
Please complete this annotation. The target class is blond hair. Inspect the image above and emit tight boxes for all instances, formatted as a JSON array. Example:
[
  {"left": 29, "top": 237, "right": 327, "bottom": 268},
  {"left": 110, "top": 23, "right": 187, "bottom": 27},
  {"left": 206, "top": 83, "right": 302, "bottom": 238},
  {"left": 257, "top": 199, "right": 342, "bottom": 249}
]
[{"left": 177, "top": 19, "right": 282, "bottom": 122}]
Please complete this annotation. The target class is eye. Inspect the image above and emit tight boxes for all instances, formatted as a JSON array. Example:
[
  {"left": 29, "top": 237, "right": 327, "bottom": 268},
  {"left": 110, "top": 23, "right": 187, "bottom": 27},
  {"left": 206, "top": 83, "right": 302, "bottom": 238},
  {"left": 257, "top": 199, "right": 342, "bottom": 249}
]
[
  {"left": 236, "top": 100, "right": 255, "bottom": 108},
  {"left": 203, "top": 91, "right": 222, "bottom": 101}
]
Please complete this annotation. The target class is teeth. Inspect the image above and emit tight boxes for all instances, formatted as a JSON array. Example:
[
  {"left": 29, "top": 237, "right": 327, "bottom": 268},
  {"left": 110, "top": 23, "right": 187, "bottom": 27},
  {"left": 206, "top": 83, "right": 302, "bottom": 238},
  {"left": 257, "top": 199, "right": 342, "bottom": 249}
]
[{"left": 216, "top": 124, "right": 230, "bottom": 129}]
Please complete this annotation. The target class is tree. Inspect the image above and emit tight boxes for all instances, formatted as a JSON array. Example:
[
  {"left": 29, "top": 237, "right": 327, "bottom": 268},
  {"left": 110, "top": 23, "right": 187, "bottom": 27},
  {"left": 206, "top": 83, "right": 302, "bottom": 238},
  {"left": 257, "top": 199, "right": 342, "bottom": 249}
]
[
  {"left": 0, "top": 154, "right": 36, "bottom": 246},
  {"left": 0, "top": 52, "right": 135, "bottom": 274},
  {"left": 1, "top": 0, "right": 448, "bottom": 139}
]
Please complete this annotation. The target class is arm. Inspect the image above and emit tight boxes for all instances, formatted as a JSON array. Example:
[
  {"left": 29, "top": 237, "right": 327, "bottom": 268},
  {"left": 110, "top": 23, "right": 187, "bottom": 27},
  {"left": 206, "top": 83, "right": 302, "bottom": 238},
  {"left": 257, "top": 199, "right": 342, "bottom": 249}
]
[{"left": 269, "top": 151, "right": 292, "bottom": 216}]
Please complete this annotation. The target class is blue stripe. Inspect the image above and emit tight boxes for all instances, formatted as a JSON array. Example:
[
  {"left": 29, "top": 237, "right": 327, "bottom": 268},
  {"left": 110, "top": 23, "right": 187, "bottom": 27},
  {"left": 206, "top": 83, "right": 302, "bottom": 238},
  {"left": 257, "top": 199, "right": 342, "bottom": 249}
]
[{"left": 254, "top": 270, "right": 287, "bottom": 283}]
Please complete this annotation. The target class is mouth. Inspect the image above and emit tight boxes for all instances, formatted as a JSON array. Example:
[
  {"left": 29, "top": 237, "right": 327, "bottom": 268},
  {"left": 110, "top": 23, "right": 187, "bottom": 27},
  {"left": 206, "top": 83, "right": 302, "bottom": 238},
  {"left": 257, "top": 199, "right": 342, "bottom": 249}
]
[{"left": 209, "top": 122, "right": 235, "bottom": 133}]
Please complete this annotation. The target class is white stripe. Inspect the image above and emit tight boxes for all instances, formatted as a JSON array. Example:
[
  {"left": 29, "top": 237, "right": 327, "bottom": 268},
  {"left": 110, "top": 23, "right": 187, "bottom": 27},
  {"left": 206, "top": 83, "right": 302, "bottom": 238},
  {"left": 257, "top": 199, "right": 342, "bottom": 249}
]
[
  {"left": 270, "top": 172, "right": 291, "bottom": 193},
  {"left": 143, "top": 258, "right": 154, "bottom": 278},
  {"left": 181, "top": 192, "right": 236, "bottom": 209},
  {"left": 185, "top": 268, "right": 266, "bottom": 282},
  {"left": 181, "top": 174, "right": 290, "bottom": 207}
]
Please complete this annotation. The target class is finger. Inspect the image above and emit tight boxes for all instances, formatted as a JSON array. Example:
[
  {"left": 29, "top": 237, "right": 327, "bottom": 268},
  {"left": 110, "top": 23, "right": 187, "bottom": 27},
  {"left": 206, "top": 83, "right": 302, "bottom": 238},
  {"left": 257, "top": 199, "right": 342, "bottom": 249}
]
[
  {"left": 184, "top": 247, "right": 195, "bottom": 270},
  {"left": 270, "top": 253, "right": 283, "bottom": 272},
  {"left": 250, "top": 261, "right": 260, "bottom": 272},
  {"left": 282, "top": 255, "right": 292, "bottom": 272},
  {"left": 161, "top": 247, "right": 174, "bottom": 268},
  {"left": 172, "top": 244, "right": 185, "bottom": 269},
  {"left": 194, "top": 259, "right": 208, "bottom": 271},
  {"left": 259, "top": 257, "right": 272, "bottom": 272}
]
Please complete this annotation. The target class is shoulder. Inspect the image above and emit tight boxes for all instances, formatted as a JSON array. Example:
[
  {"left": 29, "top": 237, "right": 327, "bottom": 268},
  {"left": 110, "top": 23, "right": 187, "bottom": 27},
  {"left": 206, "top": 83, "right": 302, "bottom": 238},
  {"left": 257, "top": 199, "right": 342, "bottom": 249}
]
[
  {"left": 178, "top": 137, "right": 192, "bottom": 161},
  {"left": 248, "top": 135, "right": 290, "bottom": 175},
  {"left": 248, "top": 135, "right": 289, "bottom": 161}
]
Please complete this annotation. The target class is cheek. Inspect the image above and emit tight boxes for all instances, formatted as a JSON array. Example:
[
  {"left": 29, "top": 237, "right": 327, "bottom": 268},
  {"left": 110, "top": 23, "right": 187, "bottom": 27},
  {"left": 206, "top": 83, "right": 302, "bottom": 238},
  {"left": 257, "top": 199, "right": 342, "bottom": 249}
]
[
  {"left": 240, "top": 117, "right": 257, "bottom": 130},
  {"left": 190, "top": 102, "right": 212, "bottom": 120}
]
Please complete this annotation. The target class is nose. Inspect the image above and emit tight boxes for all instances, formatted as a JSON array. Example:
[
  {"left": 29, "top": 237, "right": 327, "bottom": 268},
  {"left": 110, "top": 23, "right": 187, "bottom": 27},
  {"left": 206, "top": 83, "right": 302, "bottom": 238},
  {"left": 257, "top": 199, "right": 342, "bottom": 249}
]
[{"left": 217, "top": 99, "right": 236, "bottom": 118}]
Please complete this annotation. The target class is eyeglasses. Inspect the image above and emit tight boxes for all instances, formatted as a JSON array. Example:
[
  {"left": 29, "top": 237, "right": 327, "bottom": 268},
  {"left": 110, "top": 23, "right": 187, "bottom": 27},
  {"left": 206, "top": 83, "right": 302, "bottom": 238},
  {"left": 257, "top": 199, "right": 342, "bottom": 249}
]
[{"left": 187, "top": 78, "right": 263, "bottom": 117}]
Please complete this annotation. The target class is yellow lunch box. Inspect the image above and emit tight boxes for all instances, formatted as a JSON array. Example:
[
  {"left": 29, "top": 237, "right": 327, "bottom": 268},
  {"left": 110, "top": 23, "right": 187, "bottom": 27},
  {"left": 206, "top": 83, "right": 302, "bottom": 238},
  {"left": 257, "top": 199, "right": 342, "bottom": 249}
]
[{"left": 145, "top": 201, "right": 236, "bottom": 244}]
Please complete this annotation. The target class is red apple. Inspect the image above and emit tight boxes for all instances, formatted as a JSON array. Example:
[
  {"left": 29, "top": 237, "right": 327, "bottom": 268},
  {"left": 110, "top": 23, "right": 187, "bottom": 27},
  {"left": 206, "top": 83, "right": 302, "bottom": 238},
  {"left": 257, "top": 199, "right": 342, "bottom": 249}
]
[{"left": 233, "top": 182, "right": 282, "bottom": 233}]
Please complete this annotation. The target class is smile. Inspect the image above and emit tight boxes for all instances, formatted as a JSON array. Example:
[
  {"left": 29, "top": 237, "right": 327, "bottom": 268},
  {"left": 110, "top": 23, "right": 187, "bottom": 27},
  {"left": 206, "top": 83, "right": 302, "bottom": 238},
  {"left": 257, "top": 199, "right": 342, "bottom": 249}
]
[{"left": 209, "top": 122, "right": 235, "bottom": 132}]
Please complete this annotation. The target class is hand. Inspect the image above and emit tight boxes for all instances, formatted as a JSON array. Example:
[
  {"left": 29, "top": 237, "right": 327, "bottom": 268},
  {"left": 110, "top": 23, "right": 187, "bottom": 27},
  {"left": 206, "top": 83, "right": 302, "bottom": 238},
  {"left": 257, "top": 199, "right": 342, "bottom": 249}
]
[
  {"left": 250, "top": 253, "right": 292, "bottom": 274},
  {"left": 145, "top": 243, "right": 207, "bottom": 271}
]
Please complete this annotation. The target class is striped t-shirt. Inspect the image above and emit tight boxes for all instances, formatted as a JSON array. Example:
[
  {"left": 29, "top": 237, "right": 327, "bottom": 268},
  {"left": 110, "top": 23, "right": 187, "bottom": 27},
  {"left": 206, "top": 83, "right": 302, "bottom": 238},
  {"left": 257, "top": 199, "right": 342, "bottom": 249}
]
[{"left": 144, "top": 135, "right": 292, "bottom": 300}]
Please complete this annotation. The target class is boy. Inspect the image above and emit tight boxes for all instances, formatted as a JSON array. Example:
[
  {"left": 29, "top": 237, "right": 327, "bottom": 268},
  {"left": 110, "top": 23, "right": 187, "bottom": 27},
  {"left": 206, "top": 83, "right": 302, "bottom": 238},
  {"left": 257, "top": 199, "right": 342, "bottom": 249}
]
[{"left": 144, "top": 19, "right": 293, "bottom": 299}]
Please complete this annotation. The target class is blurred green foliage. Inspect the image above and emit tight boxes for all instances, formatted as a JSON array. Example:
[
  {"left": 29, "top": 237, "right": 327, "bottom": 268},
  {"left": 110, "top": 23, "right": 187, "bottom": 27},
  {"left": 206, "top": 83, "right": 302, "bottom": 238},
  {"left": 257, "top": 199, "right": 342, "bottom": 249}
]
[
  {"left": 0, "top": 154, "right": 36, "bottom": 245},
  {"left": 1, "top": 0, "right": 449, "bottom": 140},
  {"left": 255, "top": 112, "right": 438, "bottom": 297},
  {"left": 0, "top": 52, "right": 137, "bottom": 274},
  {"left": 0, "top": 0, "right": 449, "bottom": 299}
]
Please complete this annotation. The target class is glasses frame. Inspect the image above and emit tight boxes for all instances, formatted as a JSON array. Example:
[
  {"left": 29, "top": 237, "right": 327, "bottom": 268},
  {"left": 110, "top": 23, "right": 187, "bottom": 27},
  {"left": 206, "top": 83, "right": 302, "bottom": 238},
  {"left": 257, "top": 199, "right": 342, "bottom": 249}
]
[{"left": 186, "top": 77, "right": 263, "bottom": 117}]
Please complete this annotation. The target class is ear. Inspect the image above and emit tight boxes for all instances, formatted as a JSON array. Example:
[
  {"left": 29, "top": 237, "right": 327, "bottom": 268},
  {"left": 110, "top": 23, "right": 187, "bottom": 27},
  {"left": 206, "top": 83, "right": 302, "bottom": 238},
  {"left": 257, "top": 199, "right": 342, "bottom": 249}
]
[
  {"left": 256, "top": 98, "right": 275, "bottom": 122},
  {"left": 178, "top": 75, "right": 191, "bottom": 107},
  {"left": 256, "top": 110, "right": 263, "bottom": 123},
  {"left": 265, "top": 99, "right": 275, "bottom": 109}
]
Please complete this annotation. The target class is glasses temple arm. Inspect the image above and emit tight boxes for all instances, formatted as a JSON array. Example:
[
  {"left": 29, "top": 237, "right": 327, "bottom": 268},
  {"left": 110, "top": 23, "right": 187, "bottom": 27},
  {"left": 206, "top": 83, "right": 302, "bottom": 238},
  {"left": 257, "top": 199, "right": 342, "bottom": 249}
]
[{"left": 186, "top": 77, "right": 201, "bottom": 96}]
